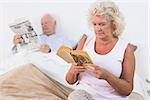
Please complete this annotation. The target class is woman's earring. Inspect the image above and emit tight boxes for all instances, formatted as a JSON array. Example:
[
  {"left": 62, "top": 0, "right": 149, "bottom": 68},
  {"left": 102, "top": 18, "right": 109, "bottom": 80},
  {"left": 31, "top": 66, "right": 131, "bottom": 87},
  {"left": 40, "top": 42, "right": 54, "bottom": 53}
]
[{"left": 112, "top": 31, "right": 117, "bottom": 37}]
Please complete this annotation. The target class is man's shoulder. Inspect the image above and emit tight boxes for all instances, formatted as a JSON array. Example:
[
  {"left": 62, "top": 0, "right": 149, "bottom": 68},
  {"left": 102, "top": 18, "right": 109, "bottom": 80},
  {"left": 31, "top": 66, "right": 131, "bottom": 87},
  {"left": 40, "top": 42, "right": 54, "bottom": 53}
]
[
  {"left": 39, "top": 34, "right": 51, "bottom": 39},
  {"left": 53, "top": 34, "right": 67, "bottom": 40}
]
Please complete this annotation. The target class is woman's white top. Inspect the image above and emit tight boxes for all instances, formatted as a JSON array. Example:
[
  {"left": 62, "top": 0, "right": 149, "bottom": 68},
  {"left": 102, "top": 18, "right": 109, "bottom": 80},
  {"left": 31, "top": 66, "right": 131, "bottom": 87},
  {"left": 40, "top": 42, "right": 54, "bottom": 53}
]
[{"left": 76, "top": 37, "right": 129, "bottom": 100}]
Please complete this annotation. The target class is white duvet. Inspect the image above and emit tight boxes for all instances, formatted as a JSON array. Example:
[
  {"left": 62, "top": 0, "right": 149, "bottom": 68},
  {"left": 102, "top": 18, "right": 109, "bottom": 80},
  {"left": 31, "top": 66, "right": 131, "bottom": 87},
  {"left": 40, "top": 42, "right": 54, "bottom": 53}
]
[{"left": 1, "top": 51, "right": 75, "bottom": 89}]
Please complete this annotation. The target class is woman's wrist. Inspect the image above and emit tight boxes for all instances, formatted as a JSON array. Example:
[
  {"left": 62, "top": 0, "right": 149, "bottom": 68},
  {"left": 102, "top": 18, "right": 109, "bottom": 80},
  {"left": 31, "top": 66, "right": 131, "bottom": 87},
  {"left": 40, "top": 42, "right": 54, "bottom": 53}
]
[
  {"left": 67, "top": 70, "right": 78, "bottom": 83},
  {"left": 103, "top": 70, "right": 110, "bottom": 80}
]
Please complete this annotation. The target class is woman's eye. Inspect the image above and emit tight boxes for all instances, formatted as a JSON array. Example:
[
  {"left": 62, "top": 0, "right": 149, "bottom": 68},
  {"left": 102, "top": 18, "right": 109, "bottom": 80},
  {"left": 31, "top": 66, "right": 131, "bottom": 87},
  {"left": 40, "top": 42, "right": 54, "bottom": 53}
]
[
  {"left": 93, "top": 23, "right": 96, "bottom": 26},
  {"left": 99, "top": 23, "right": 105, "bottom": 26},
  {"left": 102, "top": 23, "right": 106, "bottom": 26}
]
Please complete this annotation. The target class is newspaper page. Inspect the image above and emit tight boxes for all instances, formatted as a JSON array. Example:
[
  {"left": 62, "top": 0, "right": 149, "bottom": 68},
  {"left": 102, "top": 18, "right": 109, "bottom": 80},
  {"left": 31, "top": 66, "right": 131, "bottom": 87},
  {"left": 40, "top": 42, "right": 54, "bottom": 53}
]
[{"left": 9, "top": 18, "right": 40, "bottom": 52}]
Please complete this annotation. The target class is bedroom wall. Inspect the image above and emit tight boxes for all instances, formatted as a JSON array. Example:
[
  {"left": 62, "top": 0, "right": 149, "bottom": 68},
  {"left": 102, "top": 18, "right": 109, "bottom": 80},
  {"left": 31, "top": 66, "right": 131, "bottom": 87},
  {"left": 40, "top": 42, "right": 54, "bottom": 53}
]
[
  {"left": 147, "top": 0, "right": 150, "bottom": 81},
  {"left": 0, "top": 3, "right": 3, "bottom": 68},
  {"left": 0, "top": 0, "right": 149, "bottom": 80}
]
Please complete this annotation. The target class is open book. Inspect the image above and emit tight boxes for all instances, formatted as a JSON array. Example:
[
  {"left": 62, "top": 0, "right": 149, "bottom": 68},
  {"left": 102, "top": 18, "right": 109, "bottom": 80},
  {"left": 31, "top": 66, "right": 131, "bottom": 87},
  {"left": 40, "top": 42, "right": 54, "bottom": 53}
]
[
  {"left": 56, "top": 46, "right": 94, "bottom": 70},
  {"left": 9, "top": 18, "right": 40, "bottom": 52}
]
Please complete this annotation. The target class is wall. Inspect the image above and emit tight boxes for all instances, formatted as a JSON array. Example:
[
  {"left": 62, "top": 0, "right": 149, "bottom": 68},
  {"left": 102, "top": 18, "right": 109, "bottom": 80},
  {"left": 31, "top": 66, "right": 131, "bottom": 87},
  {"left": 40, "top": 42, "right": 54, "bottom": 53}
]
[
  {"left": 0, "top": 3, "right": 3, "bottom": 68},
  {"left": 147, "top": 0, "right": 150, "bottom": 81},
  {"left": 0, "top": 0, "right": 149, "bottom": 80}
]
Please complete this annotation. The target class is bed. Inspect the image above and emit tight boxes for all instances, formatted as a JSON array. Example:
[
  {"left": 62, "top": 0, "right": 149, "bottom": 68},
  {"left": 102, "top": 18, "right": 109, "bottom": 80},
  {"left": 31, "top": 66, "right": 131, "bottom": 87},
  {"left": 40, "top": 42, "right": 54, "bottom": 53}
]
[{"left": 0, "top": 51, "right": 149, "bottom": 100}]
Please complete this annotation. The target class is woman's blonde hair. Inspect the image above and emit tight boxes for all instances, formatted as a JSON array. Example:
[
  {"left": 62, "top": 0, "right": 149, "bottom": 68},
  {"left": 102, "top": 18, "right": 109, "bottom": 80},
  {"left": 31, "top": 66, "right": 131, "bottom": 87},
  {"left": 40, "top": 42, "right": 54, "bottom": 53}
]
[{"left": 88, "top": 0, "right": 125, "bottom": 37}]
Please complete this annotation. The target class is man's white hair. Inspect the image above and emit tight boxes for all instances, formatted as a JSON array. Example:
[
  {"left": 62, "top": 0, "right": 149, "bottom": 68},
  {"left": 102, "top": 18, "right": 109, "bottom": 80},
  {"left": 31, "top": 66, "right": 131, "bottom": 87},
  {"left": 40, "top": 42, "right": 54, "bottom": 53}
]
[
  {"left": 42, "top": 13, "right": 56, "bottom": 24},
  {"left": 88, "top": 0, "right": 125, "bottom": 36}
]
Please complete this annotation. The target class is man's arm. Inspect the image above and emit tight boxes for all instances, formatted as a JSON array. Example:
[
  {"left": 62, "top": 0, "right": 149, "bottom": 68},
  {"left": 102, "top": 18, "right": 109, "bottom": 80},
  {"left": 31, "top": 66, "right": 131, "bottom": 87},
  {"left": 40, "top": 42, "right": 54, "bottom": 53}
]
[{"left": 11, "top": 45, "right": 17, "bottom": 54}]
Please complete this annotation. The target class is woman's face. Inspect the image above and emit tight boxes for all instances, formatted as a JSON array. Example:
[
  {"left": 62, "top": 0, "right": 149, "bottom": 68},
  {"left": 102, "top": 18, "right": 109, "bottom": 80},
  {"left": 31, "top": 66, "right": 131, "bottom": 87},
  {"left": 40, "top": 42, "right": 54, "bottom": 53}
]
[{"left": 92, "top": 15, "right": 114, "bottom": 39}]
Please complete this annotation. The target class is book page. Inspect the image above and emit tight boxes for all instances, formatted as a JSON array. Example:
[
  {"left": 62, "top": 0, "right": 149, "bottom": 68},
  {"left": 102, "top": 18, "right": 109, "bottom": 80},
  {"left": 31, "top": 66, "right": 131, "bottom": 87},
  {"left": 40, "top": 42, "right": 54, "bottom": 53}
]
[
  {"left": 57, "top": 46, "right": 93, "bottom": 65},
  {"left": 70, "top": 50, "right": 93, "bottom": 66}
]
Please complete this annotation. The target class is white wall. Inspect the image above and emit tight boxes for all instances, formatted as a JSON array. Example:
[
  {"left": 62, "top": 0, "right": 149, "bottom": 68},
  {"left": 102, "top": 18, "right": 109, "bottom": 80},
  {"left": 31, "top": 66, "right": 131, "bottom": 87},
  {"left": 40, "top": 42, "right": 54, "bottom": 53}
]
[
  {"left": 0, "top": 3, "right": 3, "bottom": 69},
  {"left": 0, "top": 0, "right": 149, "bottom": 80},
  {"left": 147, "top": 0, "right": 150, "bottom": 81}
]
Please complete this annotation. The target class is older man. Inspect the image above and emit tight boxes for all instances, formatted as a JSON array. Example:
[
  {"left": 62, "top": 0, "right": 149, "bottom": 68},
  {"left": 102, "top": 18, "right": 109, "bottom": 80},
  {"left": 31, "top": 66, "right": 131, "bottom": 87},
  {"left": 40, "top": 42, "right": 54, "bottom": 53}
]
[{"left": 12, "top": 14, "right": 75, "bottom": 53}]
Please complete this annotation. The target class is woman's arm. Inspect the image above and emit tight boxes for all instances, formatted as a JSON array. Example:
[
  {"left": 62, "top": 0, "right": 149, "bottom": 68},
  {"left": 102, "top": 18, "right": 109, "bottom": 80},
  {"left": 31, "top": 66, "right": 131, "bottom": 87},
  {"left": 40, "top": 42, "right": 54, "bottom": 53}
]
[
  {"left": 66, "top": 64, "right": 78, "bottom": 84},
  {"left": 66, "top": 34, "right": 87, "bottom": 84},
  {"left": 89, "top": 44, "right": 135, "bottom": 96},
  {"left": 106, "top": 44, "right": 135, "bottom": 96},
  {"left": 66, "top": 63, "right": 86, "bottom": 84}
]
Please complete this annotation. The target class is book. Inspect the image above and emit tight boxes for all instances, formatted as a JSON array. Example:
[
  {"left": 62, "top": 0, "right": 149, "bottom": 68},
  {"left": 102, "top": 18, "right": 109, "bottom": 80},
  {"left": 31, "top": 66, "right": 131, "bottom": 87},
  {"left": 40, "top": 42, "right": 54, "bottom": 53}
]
[
  {"left": 9, "top": 17, "right": 40, "bottom": 52},
  {"left": 56, "top": 46, "right": 94, "bottom": 70}
]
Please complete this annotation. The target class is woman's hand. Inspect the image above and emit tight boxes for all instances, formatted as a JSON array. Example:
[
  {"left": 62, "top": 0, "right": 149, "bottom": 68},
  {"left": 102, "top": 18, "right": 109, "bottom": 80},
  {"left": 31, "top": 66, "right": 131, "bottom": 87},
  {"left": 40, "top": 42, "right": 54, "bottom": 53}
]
[
  {"left": 39, "top": 44, "right": 51, "bottom": 53},
  {"left": 70, "top": 63, "right": 86, "bottom": 76},
  {"left": 86, "top": 64, "right": 109, "bottom": 80},
  {"left": 66, "top": 63, "right": 86, "bottom": 84}
]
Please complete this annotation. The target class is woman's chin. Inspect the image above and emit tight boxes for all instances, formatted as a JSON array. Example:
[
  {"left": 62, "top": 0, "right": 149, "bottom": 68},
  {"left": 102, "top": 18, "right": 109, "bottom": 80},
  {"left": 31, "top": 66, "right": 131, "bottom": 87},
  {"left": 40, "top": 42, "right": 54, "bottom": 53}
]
[{"left": 96, "top": 34, "right": 105, "bottom": 39}]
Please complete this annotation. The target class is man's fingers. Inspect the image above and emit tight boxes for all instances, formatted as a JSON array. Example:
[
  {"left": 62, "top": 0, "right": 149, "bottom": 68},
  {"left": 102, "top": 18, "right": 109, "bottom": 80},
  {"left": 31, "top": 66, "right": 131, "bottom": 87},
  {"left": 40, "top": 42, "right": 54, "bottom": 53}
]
[
  {"left": 39, "top": 44, "right": 51, "bottom": 53},
  {"left": 40, "top": 44, "right": 49, "bottom": 49},
  {"left": 15, "top": 35, "right": 21, "bottom": 39},
  {"left": 17, "top": 38, "right": 22, "bottom": 41},
  {"left": 41, "top": 45, "right": 44, "bottom": 48},
  {"left": 13, "top": 35, "right": 23, "bottom": 45},
  {"left": 40, "top": 45, "right": 46, "bottom": 49}
]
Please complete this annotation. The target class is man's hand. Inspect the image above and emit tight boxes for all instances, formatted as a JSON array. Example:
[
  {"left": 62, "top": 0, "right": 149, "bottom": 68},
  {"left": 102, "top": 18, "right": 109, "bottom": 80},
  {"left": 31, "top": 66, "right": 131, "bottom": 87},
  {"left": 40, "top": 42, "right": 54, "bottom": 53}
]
[
  {"left": 39, "top": 44, "right": 51, "bottom": 53},
  {"left": 13, "top": 34, "right": 23, "bottom": 45}
]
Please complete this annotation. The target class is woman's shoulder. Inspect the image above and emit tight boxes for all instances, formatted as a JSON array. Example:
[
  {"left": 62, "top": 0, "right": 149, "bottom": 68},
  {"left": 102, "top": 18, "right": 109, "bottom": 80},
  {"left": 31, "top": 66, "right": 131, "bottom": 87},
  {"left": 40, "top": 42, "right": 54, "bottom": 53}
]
[{"left": 118, "top": 37, "right": 137, "bottom": 53}]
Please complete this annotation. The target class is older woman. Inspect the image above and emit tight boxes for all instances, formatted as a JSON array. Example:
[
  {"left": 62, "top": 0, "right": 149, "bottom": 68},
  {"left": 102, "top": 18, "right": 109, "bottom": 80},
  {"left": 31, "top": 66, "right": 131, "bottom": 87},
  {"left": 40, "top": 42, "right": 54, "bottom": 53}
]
[{"left": 66, "top": 0, "right": 135, "bottom": 100}]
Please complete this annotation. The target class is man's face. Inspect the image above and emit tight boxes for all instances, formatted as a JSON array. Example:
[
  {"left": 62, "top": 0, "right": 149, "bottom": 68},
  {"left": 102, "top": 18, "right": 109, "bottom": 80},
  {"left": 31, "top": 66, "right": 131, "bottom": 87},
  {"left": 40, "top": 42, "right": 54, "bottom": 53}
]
[{"left": 41, "top": 16, "right": 56, "bottom": 36}]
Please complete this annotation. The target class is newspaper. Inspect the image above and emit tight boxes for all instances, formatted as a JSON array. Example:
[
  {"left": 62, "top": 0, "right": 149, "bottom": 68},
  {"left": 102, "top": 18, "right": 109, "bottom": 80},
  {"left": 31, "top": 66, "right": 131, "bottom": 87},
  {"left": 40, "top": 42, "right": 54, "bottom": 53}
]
[{"left": 9, "top": 18, "right": 40, "bottom": 52}]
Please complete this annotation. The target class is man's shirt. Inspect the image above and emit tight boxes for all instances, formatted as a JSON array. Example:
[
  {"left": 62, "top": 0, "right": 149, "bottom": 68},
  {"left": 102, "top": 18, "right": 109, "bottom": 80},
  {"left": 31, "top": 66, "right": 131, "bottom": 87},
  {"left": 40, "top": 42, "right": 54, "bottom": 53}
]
[{"left": 12, "top": 33, "right": 75, "bottom": 53}]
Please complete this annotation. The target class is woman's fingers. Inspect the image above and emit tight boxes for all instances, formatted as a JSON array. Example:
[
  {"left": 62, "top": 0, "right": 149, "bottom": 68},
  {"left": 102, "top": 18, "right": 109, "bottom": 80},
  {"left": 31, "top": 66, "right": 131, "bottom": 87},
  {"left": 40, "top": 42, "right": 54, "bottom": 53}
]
[
  {"left": 72, "top": 63, "right": 77, "bottom": 66},
  {"left": 72, "top": 64, "right": 86, "bottom": 74},
  {"left": 76, "top": 66, "right": 85, "bottom": 69},
  {"left": 76, "top": 68, "right": 86, "bottom": 73}
]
